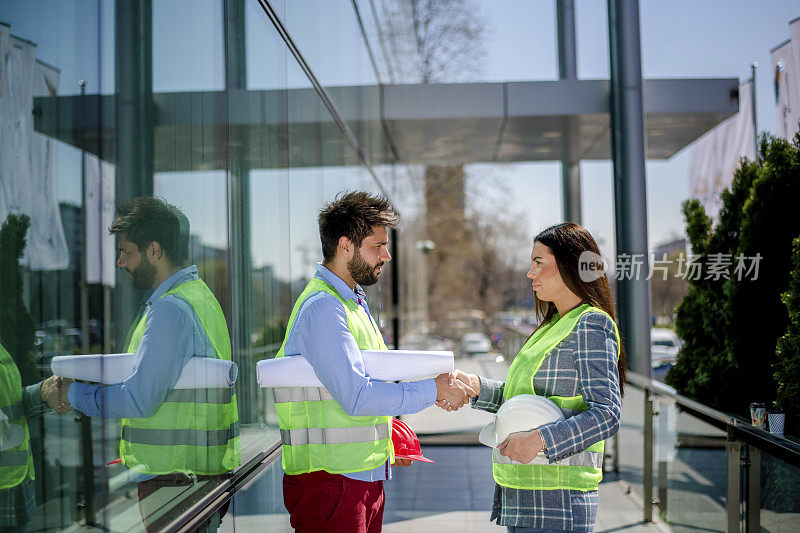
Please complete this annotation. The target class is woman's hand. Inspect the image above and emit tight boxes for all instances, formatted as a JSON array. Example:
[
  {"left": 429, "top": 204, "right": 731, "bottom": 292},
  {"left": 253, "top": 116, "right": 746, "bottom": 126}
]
[{"left": 497, "top": 430, "right": 544, "bottom": 464}]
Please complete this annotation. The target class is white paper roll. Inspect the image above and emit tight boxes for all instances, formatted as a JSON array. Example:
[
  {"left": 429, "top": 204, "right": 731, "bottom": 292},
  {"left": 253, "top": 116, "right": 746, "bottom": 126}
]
[
  {"left": 51, "top": 354, "right": 237, "bottom": 389},
  {"left": 256, "top": 350, "right": 454, "bottom": 388}
]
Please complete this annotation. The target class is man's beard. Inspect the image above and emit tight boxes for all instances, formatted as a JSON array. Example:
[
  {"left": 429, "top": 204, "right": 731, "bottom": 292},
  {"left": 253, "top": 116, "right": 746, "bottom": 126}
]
[
  {"left": 347, "top": 249, "right": 383, "bottom": 287},
  {"left": 130, "top": 258, "right": 157, "bottom": 290}
]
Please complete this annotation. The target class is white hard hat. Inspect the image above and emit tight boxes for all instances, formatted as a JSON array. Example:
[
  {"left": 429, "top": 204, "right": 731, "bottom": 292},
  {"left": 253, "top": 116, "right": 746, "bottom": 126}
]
[
  {"left": 0, "top": 423, "right": 25, "bottom": 451},
  {"left": 478, "top": 394, "right": 564, "bottom": 448}
]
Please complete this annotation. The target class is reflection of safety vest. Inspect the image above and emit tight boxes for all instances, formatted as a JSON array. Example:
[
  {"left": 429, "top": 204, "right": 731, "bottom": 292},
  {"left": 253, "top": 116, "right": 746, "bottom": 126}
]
[
  {"left": 120, "top": 279, "right": 241, "bottom": 476},
  {"left": 494, "top": 303, "right": 620, "bottom": 492},
  {"left": 0, "top": 343, "right": 34, "bottom": 489},
  {"left": 275, "top": 278, "right": 392, "bottom": 476}
]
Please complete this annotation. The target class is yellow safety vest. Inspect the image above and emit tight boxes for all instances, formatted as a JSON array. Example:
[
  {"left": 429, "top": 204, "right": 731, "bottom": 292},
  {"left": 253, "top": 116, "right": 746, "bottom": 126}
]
[
  {"left": 0, "top": 343, "right": 34, "bottom": 489},
  {"left": 275, "top": 277, "right": 393, "bottom": 476},
  {"left": 120, "top": 279, "right": 241, "bottom": 476},
  {"left": 494, "top": 303, "right": 620, "bottom": 491}
]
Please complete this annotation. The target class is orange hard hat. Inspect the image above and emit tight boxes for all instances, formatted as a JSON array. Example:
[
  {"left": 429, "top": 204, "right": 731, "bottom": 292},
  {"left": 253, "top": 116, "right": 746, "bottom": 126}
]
[{"left": 391, "top": 418, "right": 434, "bottom": 463}]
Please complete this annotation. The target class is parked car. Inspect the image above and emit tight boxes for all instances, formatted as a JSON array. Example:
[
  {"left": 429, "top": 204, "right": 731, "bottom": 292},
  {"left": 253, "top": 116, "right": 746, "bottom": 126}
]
[
  {"left": 461, "top": 332, "right": 492, "bottom": 356},
  {"left": 651, "top": 327, "right": 681, "bottom": 368}
]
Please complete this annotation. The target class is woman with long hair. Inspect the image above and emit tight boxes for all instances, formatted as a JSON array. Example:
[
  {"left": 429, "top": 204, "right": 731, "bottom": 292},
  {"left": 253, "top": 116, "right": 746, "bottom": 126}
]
[{"left": 449, "top": 222, "right": 625, "bottom": 533}]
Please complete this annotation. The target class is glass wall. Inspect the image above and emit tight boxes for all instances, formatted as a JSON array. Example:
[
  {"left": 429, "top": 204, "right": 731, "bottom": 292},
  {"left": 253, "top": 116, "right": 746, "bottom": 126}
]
[{"left": 0, "top": 0, "right": 395, "bottom": 530}]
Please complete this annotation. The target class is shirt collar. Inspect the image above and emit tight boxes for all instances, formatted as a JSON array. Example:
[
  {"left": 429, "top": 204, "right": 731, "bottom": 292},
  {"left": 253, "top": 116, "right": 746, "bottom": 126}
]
[
  {"left": 315, "top": 263, "right": 366, "bottom": 302},
  {"left": 147, "top": 265, "right": 199, "bottom": 304}
]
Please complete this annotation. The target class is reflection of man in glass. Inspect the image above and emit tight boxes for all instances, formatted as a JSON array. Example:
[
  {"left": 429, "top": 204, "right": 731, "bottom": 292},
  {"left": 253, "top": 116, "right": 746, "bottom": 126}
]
[
  {"left": 1, "top": 343, "right": 64, "bottom": 533},
  {"left": 57, "top": 197, "right": 241, "bottom": 528}
]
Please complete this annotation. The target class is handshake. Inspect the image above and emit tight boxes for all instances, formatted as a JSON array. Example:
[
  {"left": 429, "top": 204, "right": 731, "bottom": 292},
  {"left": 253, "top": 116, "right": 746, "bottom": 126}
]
[
  {"left": 40, "top": 375, "right": 75, "bottom": 415},
  {"left": 433, "top": 370, "right": 481, "bottom": 412}
]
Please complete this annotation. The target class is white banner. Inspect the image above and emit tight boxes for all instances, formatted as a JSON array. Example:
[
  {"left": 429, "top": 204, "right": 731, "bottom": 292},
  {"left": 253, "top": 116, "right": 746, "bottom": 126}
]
[
  {"left": 688, "top": 80, "right": 755, "bottom": 220},
  {"left": 84, "top": 154, "right": 116, "bottom": 286},
  {"left": 0, "top": 25, "right": 69, "bottom": 270},
  {"left": 772, "top": 18, "right": 800, "bottom": 141}
]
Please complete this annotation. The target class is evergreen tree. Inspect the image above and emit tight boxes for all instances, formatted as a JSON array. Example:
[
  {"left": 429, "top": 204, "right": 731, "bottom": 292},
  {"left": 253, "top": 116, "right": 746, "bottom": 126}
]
[
  {"left": 774, "top": 236, "right": 800, "bottom": 432},
  {"left": 724, "top": 136, "right": 800, "bottom": 414},
  {"left": 666, "top": 160, "right": 758, "bottom": 407},
  {"left": 0, "top": 214, "right": 37, "bottom": 385},
  {"left": 668, "top": 134, "right": 800, "bottom": 424}
]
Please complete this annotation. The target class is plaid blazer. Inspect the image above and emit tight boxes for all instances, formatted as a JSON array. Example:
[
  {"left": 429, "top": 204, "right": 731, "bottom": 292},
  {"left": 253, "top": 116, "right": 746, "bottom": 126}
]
[{"left": 472, "top": 311, "right": 622, "bottom": 531}]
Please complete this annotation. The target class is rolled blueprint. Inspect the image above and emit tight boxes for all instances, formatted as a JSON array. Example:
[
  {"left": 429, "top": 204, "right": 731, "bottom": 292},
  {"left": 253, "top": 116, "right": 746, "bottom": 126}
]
[
  {"left": 256, "top": 350, "right": 454, "bottom": 388},
  {"left": 51, "top": 353, "right": 237, "bottom": 389}
]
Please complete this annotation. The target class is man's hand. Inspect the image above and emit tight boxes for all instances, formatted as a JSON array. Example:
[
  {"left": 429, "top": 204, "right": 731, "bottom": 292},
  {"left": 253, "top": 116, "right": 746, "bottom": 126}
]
[
  {"left": 434, "top": 373, "right": 477, "bottom": 412},
  {"left": 497, "top": 430, "right": 543, "bottom": 464},
  {"left": 448, "top": 369, "right": 480, "bottom": 398},
  {"left": 41, "top": 376, "right": 74, "bottom": 415},
  {"left": 392, "top": 457, "right": 413, "bottom": 467}
]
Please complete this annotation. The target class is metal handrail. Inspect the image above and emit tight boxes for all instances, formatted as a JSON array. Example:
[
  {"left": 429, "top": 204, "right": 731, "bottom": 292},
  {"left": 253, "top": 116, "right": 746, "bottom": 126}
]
[
  {"left": 623, "top": 370, "right": 800, "bottom": 532},
  {"left": 626, "top": 371, "right": 800, "bottom": 467}
]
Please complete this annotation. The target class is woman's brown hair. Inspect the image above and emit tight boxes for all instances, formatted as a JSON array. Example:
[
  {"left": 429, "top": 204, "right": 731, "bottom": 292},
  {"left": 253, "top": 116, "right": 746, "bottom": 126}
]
[{"left": 532, "top": 222, "right": 626, "bottom": 396}]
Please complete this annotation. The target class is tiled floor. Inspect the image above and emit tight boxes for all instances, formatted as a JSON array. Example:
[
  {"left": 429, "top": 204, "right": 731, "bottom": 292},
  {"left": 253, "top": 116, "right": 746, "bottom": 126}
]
[{"left": 383, "top": 445, "right": 667, "bottom": 533}]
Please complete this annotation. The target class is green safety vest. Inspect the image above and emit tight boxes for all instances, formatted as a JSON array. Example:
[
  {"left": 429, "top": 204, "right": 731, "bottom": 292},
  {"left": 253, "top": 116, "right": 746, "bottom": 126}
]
[
  {"left": 0, "top": 343, "right": 34, "bottom": 489},
  {"left": 120, "top": 279, "right": 241, "bottom": 476},
  {"left": 494, "top": 303, "right": 620, "bottom": 492},
  {"left": 275, "top": 277, "right": 393, "bottom": 476}
]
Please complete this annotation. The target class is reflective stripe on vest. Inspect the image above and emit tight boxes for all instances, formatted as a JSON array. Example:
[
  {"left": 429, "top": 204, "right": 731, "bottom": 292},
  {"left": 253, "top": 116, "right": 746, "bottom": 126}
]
[
  {"left": 274, "top": 387, "right": 335, "bottom": 404},
  {"left": 0, "top": 451, "right": 29, "bottom": 468},
  {"left": 492, "top": 448, "right": 604, "bottom": 468},
  {"left": 493, "top": 303, "right": 620, "bottom": 492},
  {"left": 122, "top": 421, "right": 240, "bottom": 447},
  {"left": 163, "top": 388, "right": 234, "bottom": 405},
  {"left": 280, "top": 423, "right": 390, "bottom": 446},
  {"left": 0, "top": 343, "right": 34, "bottom": 489},
  {"left": 276, "top": 277, "right": 392, "bottom": 476},
  {"left": 119, "top": 278, "right": 241, "bottom": 476}
]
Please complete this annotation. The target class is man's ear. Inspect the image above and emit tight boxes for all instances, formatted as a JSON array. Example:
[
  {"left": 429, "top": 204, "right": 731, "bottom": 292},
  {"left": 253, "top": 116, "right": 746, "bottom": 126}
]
[
  {"left": 148, "top": 241, "right": 163, "bottom": 262},
  {"left": 338, "top": 236, "right": 353, "bottom": 259}
]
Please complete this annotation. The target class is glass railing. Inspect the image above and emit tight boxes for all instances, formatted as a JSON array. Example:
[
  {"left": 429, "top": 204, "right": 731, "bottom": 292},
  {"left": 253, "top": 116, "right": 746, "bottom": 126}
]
[{"left": 617, "top": 372, "right": 800, "bottom": 532}]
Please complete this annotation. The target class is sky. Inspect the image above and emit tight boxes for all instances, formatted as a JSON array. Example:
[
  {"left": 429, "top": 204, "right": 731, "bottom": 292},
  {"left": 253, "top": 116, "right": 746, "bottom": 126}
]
[
  {"left": 474, "top": 0, "right": 800, "bottom": 262},
  {"left": 2, "top": 0, "right": 799, "bottom": 275}
]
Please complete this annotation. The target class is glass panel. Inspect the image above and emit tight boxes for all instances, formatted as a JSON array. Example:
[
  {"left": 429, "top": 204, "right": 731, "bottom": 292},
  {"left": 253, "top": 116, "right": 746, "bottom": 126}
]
[
  {"left": 3, "top": 0, "right": 398, "bottom": 530},
  {"left": 760, "top": 451, "right": 800, "bottom": 532},
  {"left": 663, "top": 409, "right": 727, "bottom": 531},
  {"left": 222, "top": 460, "right": 289, "bottom": 531}
]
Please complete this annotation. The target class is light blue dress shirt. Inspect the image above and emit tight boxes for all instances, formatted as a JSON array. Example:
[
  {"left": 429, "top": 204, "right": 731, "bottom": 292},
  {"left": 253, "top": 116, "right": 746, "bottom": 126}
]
[
  {"left": 282, "top": 263, "right": 437, "bottom": 481},
  {"left": 68, "top": 265, "right": 215, "bottom": 420}
]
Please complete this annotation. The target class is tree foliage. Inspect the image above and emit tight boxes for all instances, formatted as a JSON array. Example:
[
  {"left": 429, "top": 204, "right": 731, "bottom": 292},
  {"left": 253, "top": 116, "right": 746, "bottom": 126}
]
[
  {"left": 0, "top": 214, "right": 37, "bottom": 385},
  {"left": 667, "top": 134, "right": 800, "bottom": 428},
  {"left": 775, "top": 237, "right": 800, "bottom": 432}
]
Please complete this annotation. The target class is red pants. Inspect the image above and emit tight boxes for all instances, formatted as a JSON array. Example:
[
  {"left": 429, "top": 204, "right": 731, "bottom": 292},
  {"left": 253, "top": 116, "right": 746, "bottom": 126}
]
[{"left": 283, "top": 471, "right": 385, "bottom": 533}]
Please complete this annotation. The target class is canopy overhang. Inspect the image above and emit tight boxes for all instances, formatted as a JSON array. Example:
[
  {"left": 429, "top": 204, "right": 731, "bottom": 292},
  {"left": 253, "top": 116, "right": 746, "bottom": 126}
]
[{"left": 34, "top": 78, "right": 739, "bottom": 170}]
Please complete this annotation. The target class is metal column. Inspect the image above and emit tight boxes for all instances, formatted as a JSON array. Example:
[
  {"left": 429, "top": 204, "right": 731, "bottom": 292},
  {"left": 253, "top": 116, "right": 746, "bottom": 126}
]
[
  {"left": 224, "top": 0, "right": 255, "bottom": 422},
  {"left": 557, "top": 0, "right": 581, "bottom": 224},
  {"left": 114, "top": 0, "right": 154, "bottom": 349},
  {"left": 643, "top": 387, "right": 654, "bottom": 522},
  {"left": 727, "top": 429, "right": 743, "bottom": 532},
  {"left": 607, "top": 0, "right": 651, "bottom": 376}
]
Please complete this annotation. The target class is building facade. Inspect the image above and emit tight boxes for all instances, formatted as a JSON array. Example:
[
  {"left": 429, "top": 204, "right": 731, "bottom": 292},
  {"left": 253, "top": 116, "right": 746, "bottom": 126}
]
[{"left": 0, "top": 1, "right": 408, "bottom": 530}]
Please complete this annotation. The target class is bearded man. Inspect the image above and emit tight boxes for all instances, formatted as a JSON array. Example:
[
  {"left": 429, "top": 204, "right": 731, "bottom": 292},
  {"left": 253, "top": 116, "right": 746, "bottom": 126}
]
[{"left": 275, "top": 191, "right": 472, "bottom": 533}]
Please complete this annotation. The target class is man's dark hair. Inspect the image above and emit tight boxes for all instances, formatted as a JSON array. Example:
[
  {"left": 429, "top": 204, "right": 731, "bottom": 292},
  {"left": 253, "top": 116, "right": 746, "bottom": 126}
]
[
  {"left": 109, "top": 196, "right": 189, "bottom": 266},
  {"left": 318, "top": 191, "right": 398, "bottom": 263}
]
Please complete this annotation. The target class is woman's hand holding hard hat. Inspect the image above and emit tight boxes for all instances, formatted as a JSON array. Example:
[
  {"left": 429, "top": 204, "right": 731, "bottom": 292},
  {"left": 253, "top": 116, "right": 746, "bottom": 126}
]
[{"left": 497, "top": 430, "right": 544, "bottom": 464}]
